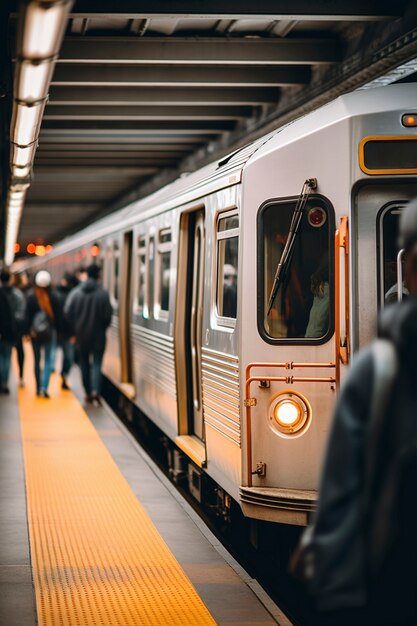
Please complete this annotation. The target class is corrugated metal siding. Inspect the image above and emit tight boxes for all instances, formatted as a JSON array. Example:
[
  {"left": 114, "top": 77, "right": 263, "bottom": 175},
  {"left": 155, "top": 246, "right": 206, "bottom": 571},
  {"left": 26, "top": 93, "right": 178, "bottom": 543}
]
[
  {"left": 131, "top": 325, "right": 176, "bottom": 398},
  {"left": 201, "top": 348, "right": 241, "bottom": 446}
]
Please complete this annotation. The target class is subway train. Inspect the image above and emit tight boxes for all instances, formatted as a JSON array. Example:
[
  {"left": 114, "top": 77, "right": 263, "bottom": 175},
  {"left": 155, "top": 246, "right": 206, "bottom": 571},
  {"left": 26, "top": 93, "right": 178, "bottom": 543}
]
[{"left": 18, "top": 84, "right": 417, "bottom": 527}]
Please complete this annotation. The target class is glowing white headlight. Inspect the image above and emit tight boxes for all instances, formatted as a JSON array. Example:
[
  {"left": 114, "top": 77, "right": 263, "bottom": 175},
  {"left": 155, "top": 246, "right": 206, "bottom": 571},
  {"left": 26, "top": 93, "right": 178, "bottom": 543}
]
[
  {"left": 274, "top": 399, "right": 301, "bottom": 426},
  {"left": 269, "top": 391, "right": 312, "bottom": 437}
]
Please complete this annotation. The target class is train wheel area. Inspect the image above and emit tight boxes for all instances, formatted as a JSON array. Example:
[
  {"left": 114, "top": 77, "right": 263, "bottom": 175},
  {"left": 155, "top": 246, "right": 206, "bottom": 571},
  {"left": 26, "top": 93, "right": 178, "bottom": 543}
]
[{"left": 0, "top": 356, "right": 293, "bottom": 626}]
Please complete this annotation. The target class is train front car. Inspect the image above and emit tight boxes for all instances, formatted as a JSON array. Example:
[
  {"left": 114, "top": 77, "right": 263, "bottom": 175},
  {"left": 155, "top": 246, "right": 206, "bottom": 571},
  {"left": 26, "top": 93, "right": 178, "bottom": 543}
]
[{"left": 238, "top": 84, "right": 417, "bottom": 526}]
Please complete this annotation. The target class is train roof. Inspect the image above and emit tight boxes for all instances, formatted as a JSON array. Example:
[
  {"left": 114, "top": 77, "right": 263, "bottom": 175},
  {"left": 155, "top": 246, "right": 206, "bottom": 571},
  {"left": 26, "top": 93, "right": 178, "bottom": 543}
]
[
  {"left": 247, "top": 83, "right": 417, "bottom": 164},
  {"left": 38, "top": 84, "right": 416, "bottom": 254}
]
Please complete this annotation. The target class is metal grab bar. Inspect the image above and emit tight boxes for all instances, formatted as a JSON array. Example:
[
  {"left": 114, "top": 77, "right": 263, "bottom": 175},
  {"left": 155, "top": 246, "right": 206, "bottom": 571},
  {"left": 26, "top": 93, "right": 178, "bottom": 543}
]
[
  {"left": 397, "top": 249, "right": 405, "bottom": 301},
  {"left": 335, "top": 216, "right": 350, "bottom": 377},
  {"left": 244, "top": 361, "right": 336, "bottom": 487}
]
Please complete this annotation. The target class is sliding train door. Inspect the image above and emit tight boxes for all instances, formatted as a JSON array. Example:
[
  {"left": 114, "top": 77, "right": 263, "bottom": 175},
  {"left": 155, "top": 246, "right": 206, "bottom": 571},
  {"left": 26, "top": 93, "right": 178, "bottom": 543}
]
[
  {"left": 175, "top": 208, "right": 207, "bottom": 466},
  {"left": 353, "top": 183, "right": 416, "bottom": 351}
]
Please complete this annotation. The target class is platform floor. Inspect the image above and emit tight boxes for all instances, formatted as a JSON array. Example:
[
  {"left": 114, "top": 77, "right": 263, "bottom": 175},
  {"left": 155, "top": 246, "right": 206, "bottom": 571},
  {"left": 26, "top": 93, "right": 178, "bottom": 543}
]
[{"left": 0, "top": 358, "right": 292, "bottom": 626}]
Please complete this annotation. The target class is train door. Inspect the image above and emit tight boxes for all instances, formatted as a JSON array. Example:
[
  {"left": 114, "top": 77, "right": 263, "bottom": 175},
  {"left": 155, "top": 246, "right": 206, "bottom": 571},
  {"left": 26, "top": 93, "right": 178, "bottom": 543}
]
[
  {"left": 118, "top": 230, "right": 135, "bottom": 396},
  {"left": 353, "top": 183, "right": 416, "bottom": 350},
  {"left": 175, "top": 207, "right": 207, "bottom": 466}
]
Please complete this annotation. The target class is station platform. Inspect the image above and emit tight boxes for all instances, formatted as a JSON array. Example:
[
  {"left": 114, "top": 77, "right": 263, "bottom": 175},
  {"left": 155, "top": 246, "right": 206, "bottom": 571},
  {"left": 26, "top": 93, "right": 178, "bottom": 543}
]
[{"left": 0, "top": 359, "right": 292, "bottom": 626}]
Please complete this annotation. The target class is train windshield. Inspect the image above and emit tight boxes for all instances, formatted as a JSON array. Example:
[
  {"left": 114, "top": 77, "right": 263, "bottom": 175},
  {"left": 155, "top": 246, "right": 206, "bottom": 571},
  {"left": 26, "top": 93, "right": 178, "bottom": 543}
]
[{"left": 259, "top": 198, "right": 332, "bottom": 341}]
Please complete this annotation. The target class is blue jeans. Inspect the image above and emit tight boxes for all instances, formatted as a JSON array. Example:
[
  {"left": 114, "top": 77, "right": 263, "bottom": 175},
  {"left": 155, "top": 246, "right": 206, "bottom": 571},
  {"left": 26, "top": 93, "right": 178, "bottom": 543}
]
[
  {"left": 32, "top": 339, "right": 54, "bottom": 393},
  {"left": 0, "top": 341, "right": 12, "bottom": 388},
  {"left": 79, "top": 348, "right": 104, "bottom": 396}
]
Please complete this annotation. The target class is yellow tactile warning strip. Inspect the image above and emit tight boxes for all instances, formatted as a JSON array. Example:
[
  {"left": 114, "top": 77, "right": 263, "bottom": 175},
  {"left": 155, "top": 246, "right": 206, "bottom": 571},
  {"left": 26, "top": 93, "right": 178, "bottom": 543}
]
[{"left": 17, "top": 373, "right": 217, "bottom": 626}]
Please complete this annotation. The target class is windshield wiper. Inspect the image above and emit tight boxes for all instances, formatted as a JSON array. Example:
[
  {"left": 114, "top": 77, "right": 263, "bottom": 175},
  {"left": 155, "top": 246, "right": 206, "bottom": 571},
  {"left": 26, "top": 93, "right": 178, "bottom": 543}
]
[{"left": 266, "top": 178, "right": 317, "bottom": 316}]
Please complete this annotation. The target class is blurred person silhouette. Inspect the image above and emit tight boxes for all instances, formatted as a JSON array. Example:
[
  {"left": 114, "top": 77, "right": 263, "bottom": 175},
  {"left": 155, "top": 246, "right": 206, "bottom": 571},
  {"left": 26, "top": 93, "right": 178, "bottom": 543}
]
[
  {"left": 13, "top": 271, "right": 30, "bottom": 385},
  {"left": 64, "top": 264, "right": 112, "bottom": 406},
  {"left": 222, "top": 263, "right": 237, "bottom": 318},
  {"left": 25, "top": 270, "right": 61, "bottom": 398},
  {"left": 304, "top": 258, "right": 330, "bottom": 338},
  {"left": 55, "top": 272, "right": 78, "bottom": 390},
  {"left": 0, "top": 269, "right": 25, "bottom": 393},
  {"left": 291, "top": 198, "right": 417, "bottom": 626}
]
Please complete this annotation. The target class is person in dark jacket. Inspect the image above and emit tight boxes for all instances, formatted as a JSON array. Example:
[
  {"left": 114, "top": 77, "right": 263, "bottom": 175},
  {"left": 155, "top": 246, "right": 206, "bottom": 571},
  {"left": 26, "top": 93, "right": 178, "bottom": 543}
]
[
  {"left": 291, "top": 198, "right": 417, "bottom": 626},
  {"left": 25, "top": 270, "right": 61, "bottom": 398},
  {"left": 55, "top": 272, "right": 78, "bottom": 390},
  {"left": 0, "top": 268, "right": 25, "bottom": 393},
  {"left": 64, "top": 264, "right": 112, "bottom": 405},
  {"left": 13, "top": 270, "right": 30, "bottom": 386}
]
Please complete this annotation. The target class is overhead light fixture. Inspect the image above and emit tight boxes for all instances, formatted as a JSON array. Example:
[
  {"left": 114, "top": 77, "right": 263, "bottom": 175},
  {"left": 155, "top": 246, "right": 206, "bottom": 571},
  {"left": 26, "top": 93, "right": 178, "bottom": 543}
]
[
  {"left": 14, "top": 59, "right": 55, "bottom": 103},
  {"left": 12, "top": 164, "right": 32, "bottom": 179},
  {"left": 11, "top": 142, "right": 38, "bottom": 167},
  {"left": 5, "top": 0, "right": 73, "bottom": 266},
  {"left": 11, "top": 100, "right": 46, "bottom": 146},
  {"left": 20, "top": 1, "right": 71, "bottom": 60}
]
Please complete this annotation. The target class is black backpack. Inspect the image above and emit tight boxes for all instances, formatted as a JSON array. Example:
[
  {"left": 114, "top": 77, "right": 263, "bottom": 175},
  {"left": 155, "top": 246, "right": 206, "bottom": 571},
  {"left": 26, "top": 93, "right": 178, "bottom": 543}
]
[{"left": 30, "top": 310, "right": 53, "bottom": 343}]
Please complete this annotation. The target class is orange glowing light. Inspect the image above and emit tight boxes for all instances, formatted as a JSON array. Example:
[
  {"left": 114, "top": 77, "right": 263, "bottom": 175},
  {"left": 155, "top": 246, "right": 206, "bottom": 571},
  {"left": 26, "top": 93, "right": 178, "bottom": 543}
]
[
  {"left": 14, "top": 243, "right": 21, "bottom": 253},
  {"left": 45, "top": 245, "right": 53, "bottom": 253},
  {"left": 27, "top": 243, "right": 36, "bottom": 254},
  {"left": 402, "top": 114, "right": 417, "bottom": 127},
  {"left": 91, "top": 244, "right": 100, "bottom": 257},
  {"left": 35, "top": 245, "right": 46, "bottom": 257}
]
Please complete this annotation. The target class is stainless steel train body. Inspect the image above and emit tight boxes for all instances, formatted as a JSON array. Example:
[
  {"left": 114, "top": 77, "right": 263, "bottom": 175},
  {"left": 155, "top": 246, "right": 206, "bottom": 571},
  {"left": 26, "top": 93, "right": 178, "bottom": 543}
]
[{"left": 22, "top": 85, "right": 417, "bottom": 526}]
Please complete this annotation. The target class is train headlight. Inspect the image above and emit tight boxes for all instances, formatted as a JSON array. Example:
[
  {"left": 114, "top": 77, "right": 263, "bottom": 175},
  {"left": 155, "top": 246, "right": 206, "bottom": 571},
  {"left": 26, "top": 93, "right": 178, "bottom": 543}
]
[
  {"left": 269, "top": 391, "right": 312, "bottom": 438},
  {"left": 274, "top": 399, "right": 301, "bottom": 426}
]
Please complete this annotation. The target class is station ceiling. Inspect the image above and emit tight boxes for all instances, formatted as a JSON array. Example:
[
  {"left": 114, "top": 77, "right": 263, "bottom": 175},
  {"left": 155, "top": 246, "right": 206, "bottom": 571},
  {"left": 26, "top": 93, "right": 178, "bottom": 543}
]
[{"left": 2, "top": 1, "right": 417, "bottom": 253}]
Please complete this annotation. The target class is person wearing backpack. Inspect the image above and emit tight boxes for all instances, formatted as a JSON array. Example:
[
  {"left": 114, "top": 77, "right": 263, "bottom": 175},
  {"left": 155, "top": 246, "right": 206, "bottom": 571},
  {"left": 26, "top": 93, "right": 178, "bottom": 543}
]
[
  {"left": 0, "top": 268, "right": 25, "bottom": 393},
  {"left": 25, "top": 270, "right": 61, "bottom": 398},
  {"left": 291, "top": 198, "right": 417, "bottom": 626}
]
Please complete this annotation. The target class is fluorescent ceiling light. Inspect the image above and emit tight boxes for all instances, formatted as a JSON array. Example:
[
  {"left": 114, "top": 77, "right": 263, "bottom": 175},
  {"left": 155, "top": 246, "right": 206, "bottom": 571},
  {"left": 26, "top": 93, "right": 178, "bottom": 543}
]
[
  {"left": 21, "top": 1, "right": 71, "bottom": 59},
  {"left": 12, "top": 165, "right": 32, "bottom": 178},
  {"left": 11, "top": 100, "right": 46, "bottom": 146},
  {"left": 15, "top": 59, "right": 55, "bottom": 103},
  {"left": 11, "top": 142, "right": 37, "bottom": 167}
]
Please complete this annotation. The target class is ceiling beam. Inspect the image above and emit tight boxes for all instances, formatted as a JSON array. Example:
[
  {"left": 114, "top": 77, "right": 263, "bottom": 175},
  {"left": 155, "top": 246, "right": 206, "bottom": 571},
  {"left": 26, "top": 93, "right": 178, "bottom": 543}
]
[
  {"left": 43, "top": 104, "right": 255, "bottom": 121},
  {"left": 34, "top": 158, "right": 176, "bottom": 166},
  {"left": 59, "top": 37, "right": 341, "bottom": 65},
  {"left": 37, "top": 144, "right": 193, "bottom": 152},
  {"left": 42, "top": 119, "right": 236, "bottom": 133},
  {"left": 38, "top": 135, "right": 205, "bottom": 145},
  {"left": 31, "top": 168, "right": 159, "bottom": 181},
  {"left": 48, "top": 86, "right": 280, "bottom": 105},
  {"left": 69, "top": 1, "right": 405, "bottom": 20},
  {"left": 51, "top": 64, "right": 311, "bottom": 86}
]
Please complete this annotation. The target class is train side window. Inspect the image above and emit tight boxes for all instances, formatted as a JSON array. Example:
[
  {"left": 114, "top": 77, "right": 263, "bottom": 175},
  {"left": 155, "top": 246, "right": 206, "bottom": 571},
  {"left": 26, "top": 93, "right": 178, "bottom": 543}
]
[
  {"left": 155, "top": 228, "right": 172, "bottom": 317},
  {"left": 258, "top": 198, "right": 333, "bottom": 343},
  {"left": 136, "top": 234, "right": 148, "bottom": 319},
  {"left": 216, "top": 211, "right": 239, "bottom": 322}
]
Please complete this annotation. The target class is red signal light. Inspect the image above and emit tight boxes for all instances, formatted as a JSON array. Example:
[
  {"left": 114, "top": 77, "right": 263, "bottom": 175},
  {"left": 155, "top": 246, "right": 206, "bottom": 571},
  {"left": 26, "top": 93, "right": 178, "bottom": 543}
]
[{"left": 27, "top": 243, "right": 36, "bottom": 254}]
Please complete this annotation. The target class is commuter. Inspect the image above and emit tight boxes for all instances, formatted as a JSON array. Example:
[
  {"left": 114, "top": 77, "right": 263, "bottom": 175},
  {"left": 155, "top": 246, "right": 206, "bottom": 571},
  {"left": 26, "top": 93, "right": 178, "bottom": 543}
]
[
  {"left": 25, "top": 270, "right": 61, "bottom": 398},
  {"left": 55, "top": 272, "right": 78, "bottom": 390},
  {"left": 0, "top": 269, "right": 25, "bottom": 393},
  {"left": 291, "top": 198, "right": 417, "bottom": 626},
  {"left": 13, "top": 271, "right": 30, "bottom": 385},
  {"left": 64, "top": 264, "right": 112, "bottom": 406}
]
